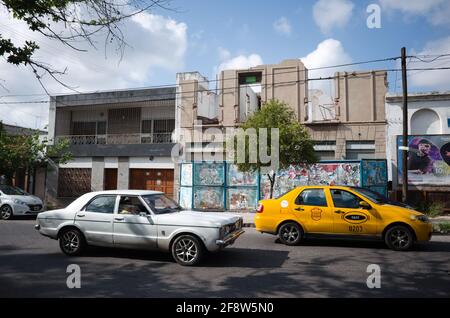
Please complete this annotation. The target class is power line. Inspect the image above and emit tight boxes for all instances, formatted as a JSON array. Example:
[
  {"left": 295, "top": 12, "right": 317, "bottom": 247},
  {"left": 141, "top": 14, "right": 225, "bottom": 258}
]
[{"left": 1, "top": 65, "right": 450, "bottom": 105}]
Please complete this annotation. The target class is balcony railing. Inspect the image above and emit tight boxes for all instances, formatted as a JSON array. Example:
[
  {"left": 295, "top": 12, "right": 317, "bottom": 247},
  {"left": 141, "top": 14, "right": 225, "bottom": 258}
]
[{"left": 57, "top": 133, "right": 173, "bottom": 145}]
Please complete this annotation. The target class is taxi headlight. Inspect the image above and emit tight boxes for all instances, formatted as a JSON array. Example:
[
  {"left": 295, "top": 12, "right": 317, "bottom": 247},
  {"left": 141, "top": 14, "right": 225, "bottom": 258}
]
[{"left": 412, "top": 215, "right": 430, "bottom": 223}]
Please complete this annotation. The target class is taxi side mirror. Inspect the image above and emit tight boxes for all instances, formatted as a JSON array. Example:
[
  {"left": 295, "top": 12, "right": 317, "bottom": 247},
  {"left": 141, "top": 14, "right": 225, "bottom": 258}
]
[{"left": 359, "top": 201, "right": 371, "bottom": 210}]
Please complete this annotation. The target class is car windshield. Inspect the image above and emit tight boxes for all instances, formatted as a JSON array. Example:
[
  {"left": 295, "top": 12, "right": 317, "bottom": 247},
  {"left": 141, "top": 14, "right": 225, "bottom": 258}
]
[
  {"left": 350, "top": 187, "right": 410, "bottom": 208},
  {"left": 0, "top": 185, "right": 27, "bottom": 195},
  {"left": 142, "top": 194, "right": 183, "bottom": 214}
]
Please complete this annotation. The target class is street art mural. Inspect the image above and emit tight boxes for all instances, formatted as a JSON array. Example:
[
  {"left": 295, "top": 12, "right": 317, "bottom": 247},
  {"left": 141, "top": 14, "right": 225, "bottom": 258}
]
[
  {"left": 227, "top": 164, "right": 258, "bottom": 186},
  {"left": 260, "top": 163, "right": 361, "bottom": 199},
  {"left": 193, "top": 187, "right": 224, "bottom": 210},
  {"left": 194, "top": 162, "right": 225, "bottom": 186},
  {"left": 179, "top": 187, "right": 192, "bottom": 209},
  {"left": 398, "top": 135, "right": 450, "bottom": 186},
  {"left": 361, "top": 160, "right": 387, "bottom": 196},
  {"left": 227, "top": 188, "right": 258, "bottom": 211},
  {"left": 180, "top": 163, "right": 193, "bottom": 186}
]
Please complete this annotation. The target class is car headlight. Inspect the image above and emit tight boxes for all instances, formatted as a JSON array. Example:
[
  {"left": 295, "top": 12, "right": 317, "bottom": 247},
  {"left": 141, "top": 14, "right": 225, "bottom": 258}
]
[
  {"left": 411, "top": 214, "right": 430, "bottom": 223},
  {"left": 13, "top": 199, "right": 27, "bottom": 205}
]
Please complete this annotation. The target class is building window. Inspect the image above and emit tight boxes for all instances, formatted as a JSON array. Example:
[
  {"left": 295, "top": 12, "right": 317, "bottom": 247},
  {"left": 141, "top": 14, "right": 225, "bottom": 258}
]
[
  {"left": 238, "top": 72, "right": 262, "bottom": 122},
  {"left": 314, "top": 141, "right": 336, "bottom": 161},
  {"left": 345, "top": 141, "right": 375, "bottom": 160}
]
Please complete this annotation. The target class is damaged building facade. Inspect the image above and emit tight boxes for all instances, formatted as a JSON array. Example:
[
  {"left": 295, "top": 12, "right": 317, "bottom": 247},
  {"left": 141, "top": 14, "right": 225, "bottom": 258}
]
[{"left": 174, "top": 59, "right": 388, "bottom": 201}]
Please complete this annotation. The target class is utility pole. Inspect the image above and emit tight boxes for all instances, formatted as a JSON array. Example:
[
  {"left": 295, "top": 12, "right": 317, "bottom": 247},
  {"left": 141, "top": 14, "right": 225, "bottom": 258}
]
[{"left": 401, "top": 47, "right": 408, "bottom": 203}]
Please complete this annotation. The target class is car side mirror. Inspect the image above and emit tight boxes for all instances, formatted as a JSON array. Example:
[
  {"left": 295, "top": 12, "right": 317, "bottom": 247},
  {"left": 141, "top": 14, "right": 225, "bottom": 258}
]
[{"left": 359, "top": 201, "right": 371, "bottom": 210}]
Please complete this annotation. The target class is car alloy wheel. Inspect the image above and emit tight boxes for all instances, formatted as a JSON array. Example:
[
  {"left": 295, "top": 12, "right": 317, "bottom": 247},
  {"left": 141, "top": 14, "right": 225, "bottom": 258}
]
[
  {"left": 279, "top": 222, "right": 303, "bottom": 246},
  {"left": 59, "top": 229, "right": 85, "bottom": 256},
  {"left": 0, "top": 205, "right": 13, "bottom": 220},
  {"left": 172, "top": 235, "right": 203, "bottom": 266},
  {"left": 385, "top": 225, "right": 414, "bottom": 251}
]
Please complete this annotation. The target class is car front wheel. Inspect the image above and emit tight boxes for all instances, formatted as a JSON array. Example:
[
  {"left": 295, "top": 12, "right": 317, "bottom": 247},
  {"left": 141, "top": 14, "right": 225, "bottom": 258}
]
[
  {"left": 59, "top": 228, "right": 86, "bottom": 256},
  {"left": 171, "top": 235, "right": 204, "bottom": 266},
  {"left": 385, "top": 225, "right": 414, "bottom": 251},
  {"left": 279, "top": 222, "right": 303, "bottom": 246},
  {"left": 0, "top": 205, "right": 13, "bottom": 220}
]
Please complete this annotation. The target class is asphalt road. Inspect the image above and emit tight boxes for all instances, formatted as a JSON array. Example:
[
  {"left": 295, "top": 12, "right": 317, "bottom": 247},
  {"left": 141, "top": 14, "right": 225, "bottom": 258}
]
[{"left": 0, "top": 218, "right": 449, "bottom": 298}]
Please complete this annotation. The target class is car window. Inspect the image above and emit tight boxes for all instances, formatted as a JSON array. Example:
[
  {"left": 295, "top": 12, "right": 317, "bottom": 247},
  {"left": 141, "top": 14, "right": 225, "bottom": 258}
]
[
  {"left": 142, "top": 194, "right": 182, "bottom": 214},
  {"left": 0, "top": 185, "right": 26, "bottom": 195},
  {"left": 331, "top": 190, "right": 361, "bottom": 209},
  {"left": 84, "top": 195, "right": 116, "bottom": 214},
  {"left": 118, "top": 196, "right": 149, "bottom": 215},
  {"left": 295, "top": 189, "right": 328, "bottom": 207}
]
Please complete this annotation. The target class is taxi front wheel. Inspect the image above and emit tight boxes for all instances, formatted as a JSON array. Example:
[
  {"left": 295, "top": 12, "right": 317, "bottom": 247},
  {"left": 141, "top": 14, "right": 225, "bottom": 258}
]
[
  {"left": 279, "top": 222, "right": 303, "bottom": 246},
  {"left": 385, "top": 225, "right": 414, "bottom": 251}
]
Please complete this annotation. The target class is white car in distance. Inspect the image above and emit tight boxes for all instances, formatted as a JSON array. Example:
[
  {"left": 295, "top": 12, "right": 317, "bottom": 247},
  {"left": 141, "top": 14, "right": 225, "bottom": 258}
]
[
  {"left": 0, "top": 185, "right": 44, "bottom": 220},
  {"left": 35, "top": 190, "right": 244, "bottom": 266}
]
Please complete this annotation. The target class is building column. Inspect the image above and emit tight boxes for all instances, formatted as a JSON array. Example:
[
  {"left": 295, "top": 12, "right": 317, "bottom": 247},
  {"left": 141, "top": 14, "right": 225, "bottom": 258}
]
[
  {"left": 118, "top": 157, "right": 129, "bottom": 189},
  {"left": 91, "top": 157, "right": 105, "bottom": 191}
]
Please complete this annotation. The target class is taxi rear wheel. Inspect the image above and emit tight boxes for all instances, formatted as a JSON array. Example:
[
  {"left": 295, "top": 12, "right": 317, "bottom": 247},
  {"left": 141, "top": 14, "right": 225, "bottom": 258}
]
[
  {"left": 385, "top": 225, "right": 414, "bottom": 251},
  {"left": 279, "top": 222, "right": 303, "bottom": 246}
]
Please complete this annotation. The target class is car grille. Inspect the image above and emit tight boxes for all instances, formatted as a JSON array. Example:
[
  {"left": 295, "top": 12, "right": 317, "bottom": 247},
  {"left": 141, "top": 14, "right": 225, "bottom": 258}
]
[
  {"left": 228, "top": 219, "right": 242, "bottom": 233},
  {"left": 28, "top": 204, "right": 42, "bottom": 212}
]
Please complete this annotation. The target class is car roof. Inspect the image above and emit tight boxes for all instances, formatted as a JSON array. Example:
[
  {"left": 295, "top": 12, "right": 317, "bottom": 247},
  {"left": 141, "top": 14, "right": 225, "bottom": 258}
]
[
  {"left": 90, "top": 190, "right": 164, "bottom": 196},
  {"left": 297, "top": 185, "right": 353, "bottom": 190}
]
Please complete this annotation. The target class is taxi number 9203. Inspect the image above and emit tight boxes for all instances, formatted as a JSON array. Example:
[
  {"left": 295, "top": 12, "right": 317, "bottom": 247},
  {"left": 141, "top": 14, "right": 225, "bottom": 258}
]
[{"left": 349, "top": 225, "right": 363, "bottom": 233}]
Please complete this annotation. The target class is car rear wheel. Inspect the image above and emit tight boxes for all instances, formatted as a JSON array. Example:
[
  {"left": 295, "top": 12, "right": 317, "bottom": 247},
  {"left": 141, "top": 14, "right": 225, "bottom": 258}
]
[
  {"left": 279, "top": 222, "right": 303, "bottom": 246},
  {"left": 385, "top": 225, "right": 414, "bottom": 251},
  {"left": 0, "top": 205, "right": 13, "bottom": 220},
  {"left": 171, "top": 235, "right": 204, "bottom": 266},
  {"left": 59, "top": 228, "right": 86, "bottom": 256}
]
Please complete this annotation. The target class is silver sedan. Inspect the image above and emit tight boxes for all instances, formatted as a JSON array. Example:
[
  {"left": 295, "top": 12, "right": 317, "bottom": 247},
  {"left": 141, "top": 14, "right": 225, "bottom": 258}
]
[{"left": 35, "top": 190, "right": 244, "bottom": 266}]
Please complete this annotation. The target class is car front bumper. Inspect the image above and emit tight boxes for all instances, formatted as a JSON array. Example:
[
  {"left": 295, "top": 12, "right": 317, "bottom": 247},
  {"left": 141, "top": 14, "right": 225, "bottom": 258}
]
[
  {"left": 11, "top": 203, "right": 43, "bottom": 215},
  {"left": 216, "top": 229, "right": 245, "bottom": 246}
]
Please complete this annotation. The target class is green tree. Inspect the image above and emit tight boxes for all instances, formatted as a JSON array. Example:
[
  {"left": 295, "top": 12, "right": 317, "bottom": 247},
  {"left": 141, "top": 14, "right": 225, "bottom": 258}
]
[
  {"left": 0, "top": 122, "right": 72, "bottom": 185},
  {"left": 232, "top": 100, "right": 317, "bottom": 198},
  {"left": 0, "top": 0, "right": 172, "bottom": 85}
]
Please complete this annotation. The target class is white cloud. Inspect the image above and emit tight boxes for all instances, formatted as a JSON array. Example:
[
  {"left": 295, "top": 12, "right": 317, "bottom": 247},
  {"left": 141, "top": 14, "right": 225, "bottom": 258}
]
[
  {"left": 409, "top": 36, "right": 450, "bottom": 89},
  {"left": 273, "top": 17, "right": 292, "bottom": 36},
  {"left": 313, "top": 0, "right": 354, "bottom": 34},
  {"left": 300, "top": 38, "right": 352, "bottom": 97},
  {"left": 379, "top": 0, "right": 450, "bottom": 26},
  {"left": 217, "top": 47, "right": 231, "bottom": 61},
  {"left": 216, "top": 53, "right": 263, "bottom": 72},
  {"left": 0, "top": 11, "right": 188, "bottom": 129}
]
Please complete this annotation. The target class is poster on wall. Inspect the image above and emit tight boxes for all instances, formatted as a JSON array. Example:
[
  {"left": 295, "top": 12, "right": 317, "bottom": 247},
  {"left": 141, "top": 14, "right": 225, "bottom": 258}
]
[
  {"left": 193, "top": 187, "right": 224, "bottom": 210},
  {"left": 227, "top": 164, "right": 258, "bottom": 186},
  {"left": 361, "top": 160, "right": 388, "bottom": 196},
  {"left": 397, "top": 135, "right": 450, "bottom": 185},
  {"left": 179, "top": 187, "right": 192, "bottom": 209},
  {"left": 180, "top": 163, "right": 193, "bottom": 186},
  {"left": 227, "top": 188, "right": 258, "bottom": 211},
  {"left": 194, "top": 162, "right": 225, "bottom": 186}
]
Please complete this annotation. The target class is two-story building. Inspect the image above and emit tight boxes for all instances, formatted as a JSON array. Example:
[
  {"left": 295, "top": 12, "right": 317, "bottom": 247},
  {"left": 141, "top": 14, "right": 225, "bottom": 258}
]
[
  {"left": 174, "top": 59, "right": 388, "bottom": 198},
  {"left": 46, "top": 87, "right": 176, "bottom": 207}
]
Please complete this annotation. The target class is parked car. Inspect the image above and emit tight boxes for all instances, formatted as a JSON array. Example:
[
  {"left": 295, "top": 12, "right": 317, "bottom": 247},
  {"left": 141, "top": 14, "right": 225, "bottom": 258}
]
[
  {"left": 254, "top": 186, "right": 433, "bottom": 251},
  {"left": 0, "top": 185, "right": 44, "bottom": 220},
  {"left": 35, "top": 190, "right": 244, "bottom": 265}
]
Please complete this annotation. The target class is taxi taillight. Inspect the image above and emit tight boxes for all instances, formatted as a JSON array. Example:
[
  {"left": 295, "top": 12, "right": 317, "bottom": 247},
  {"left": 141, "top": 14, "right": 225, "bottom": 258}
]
[{"left": 256, "top": 204, "right": 264, "bottom": 213}]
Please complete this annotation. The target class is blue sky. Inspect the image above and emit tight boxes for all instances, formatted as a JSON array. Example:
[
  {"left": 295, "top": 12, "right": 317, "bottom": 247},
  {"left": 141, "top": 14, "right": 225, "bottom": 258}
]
[{"left": 1, "top": 0, "right": 450, "bottom": 128}]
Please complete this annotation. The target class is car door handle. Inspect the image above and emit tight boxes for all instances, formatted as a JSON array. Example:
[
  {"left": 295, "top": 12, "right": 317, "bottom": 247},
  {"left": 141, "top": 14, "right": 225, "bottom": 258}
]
[
  {"left": 77, "top": 214, "right": 85, "bottom": 217},
  {"left": 114, "top": 217, "right": 124, "bottom": 221},
  {"left": 295, "top": 207, "right": 304, "bottom": 211},
  {"left": 335, "top": 210, "right": 345, "bottom": 214}
]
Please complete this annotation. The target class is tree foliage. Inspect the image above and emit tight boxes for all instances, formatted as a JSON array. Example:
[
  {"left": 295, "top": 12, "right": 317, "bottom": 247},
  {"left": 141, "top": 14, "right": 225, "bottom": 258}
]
[
  {"left": 0, "top": 0, "right": 172, "bottom": 87},
  {"left": 0, "top": 122, "right": 72, "bottom": 182},
  {"left": 232, "top": 100, "right": 317, "bottom": 198}
]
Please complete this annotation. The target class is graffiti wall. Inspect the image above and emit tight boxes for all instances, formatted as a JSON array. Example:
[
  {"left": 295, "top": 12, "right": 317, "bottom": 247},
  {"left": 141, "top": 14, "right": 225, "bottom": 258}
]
[
  {"left": 398, "top": 135, "right": 450, "bottom": 186},
  {"left": 260, "top": 163, "right": 361, "bottom": 199}
]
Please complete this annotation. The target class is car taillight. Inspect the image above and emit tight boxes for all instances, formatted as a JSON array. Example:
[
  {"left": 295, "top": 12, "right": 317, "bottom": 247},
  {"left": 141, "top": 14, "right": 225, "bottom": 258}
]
[{"left": 256, "top": 204, "right": 264, "bottom": 213}]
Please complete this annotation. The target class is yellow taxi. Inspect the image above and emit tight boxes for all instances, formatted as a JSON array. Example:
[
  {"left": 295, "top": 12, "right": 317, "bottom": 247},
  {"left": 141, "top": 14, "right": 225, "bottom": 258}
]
[{"left": 254, "top": 186, "right": 433, "bottom": 251}]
